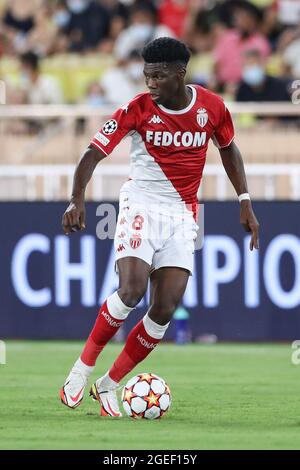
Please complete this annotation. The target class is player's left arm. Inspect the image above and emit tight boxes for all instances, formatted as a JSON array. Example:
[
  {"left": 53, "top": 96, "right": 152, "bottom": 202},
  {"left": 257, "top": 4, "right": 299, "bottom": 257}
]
[{"left": 219, "top": 141, "right": 259, "bottom": 251}]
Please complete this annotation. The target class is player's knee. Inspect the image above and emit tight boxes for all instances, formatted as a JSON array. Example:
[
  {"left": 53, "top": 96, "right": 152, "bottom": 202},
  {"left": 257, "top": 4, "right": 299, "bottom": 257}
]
[
  {"left": 118, "top": 282, "right": 147, "bottom": 308},
  {"left": 150, "top": 299, "right": 179, "bottom": 325}
]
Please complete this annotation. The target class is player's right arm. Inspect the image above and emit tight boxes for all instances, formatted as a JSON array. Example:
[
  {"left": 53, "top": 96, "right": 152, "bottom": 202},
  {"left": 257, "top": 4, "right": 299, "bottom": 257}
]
[
  {"left": 62, "top": 99, "right": 138, "bottom": 234},
  {"left": 62, "top": 146, "right": 106, "bottom": 234}
]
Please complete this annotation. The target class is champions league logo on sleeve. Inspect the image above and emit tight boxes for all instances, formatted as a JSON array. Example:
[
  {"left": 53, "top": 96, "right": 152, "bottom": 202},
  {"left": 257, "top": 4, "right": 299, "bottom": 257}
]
[
  {"left": 102, "top": 119, "right": 118, "bottom": 135},
  {"left": 196, "top": 108, "right": 208, "bottom": 128}
]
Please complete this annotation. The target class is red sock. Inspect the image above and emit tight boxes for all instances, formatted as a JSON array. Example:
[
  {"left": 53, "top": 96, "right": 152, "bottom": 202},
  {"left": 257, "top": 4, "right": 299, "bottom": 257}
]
[
  {"left": 109, "top": 319, "right": 163, "bottom": 383},
  {"left": 81, "top": 301, "right": 124, "bottom": 366}
]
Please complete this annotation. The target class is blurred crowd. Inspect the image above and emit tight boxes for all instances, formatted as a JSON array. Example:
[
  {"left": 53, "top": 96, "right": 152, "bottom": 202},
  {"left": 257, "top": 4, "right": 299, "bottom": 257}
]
[{"left": 1, "top": 0, "right": 300, "bottom": 105}]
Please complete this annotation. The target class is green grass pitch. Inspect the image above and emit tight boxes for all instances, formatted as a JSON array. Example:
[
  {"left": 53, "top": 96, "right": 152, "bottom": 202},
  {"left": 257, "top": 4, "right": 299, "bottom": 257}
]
[{"left": 0, "top": 341, "right": 299, "bottom": 450}]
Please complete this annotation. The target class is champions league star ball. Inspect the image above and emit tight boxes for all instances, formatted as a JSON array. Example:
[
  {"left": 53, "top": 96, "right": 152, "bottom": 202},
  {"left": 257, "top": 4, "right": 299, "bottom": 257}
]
[{"left": 122, "top": 373, "right": 171, "bottom": 419}]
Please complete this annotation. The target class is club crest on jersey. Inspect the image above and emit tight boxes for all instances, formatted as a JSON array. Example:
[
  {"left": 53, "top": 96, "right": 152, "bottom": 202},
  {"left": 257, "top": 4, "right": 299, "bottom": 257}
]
[
  {"left": 130, "top": 234, "right": 142, "bottom": 249},
  {"left": 102, "top": 119, "right": 118, "bottom": 135},
  {"left": 197, "top": 108, "right": 208, "bottom": 128}
]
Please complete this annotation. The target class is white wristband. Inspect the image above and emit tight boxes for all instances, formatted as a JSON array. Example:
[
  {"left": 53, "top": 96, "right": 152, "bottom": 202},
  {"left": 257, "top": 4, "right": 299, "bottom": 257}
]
[{"left": 238, "top": 193, "right": 251, "bottom": 203}]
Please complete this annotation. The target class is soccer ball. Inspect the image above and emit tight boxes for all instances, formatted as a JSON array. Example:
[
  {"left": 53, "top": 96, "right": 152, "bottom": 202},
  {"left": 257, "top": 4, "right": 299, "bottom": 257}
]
[{"left": 121, "top": 373, "right": 171, "bottom": 419}]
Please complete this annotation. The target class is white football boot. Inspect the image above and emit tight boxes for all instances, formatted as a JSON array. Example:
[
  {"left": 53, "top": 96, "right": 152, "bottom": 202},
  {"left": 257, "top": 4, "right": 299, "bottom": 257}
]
[
  {"left": 60, "top": 368, "right": 88, "bottom": 409},
  {"left": 90, "top": 376, "right": 122, "bottom": 417}
]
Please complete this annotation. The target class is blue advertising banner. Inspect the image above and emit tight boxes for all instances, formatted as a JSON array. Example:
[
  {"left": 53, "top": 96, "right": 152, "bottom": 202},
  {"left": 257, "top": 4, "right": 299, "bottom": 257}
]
[{"left": 0, "top": 201, "right": 299, "bottom": 341}]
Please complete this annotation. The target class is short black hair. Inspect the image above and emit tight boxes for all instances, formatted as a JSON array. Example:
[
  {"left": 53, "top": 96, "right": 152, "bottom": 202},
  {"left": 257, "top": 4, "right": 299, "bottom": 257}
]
[
  {"left": 131, "top": 1, "right": 157, "bottom": 20},
  {"left": 20, "top": 51, "right": 39, "bottom": 71},
  {"left": 233, "top": 0, "right": 263, "bottom": 22},
  {"left": 141, "top": 37, "right": 191, "bottom": 66}
]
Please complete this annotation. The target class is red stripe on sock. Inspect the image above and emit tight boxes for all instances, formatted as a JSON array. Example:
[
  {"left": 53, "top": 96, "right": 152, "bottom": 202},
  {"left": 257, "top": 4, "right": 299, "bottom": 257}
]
[
  {"left": 81, "top": 300, "right": 124, "bottom": 366},
  {"left": 109, "top": 319, "right": 161, "bottom": 383}
]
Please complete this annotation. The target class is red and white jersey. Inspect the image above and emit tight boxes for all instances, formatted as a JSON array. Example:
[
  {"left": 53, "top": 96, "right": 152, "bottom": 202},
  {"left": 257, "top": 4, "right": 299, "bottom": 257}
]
[{"left": 90, "top": 84, "right": 234, "bottom": 207}]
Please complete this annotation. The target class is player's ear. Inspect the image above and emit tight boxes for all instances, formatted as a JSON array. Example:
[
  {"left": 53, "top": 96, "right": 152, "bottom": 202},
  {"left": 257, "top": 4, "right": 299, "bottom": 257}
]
[{"left": 178, "top": 66, "right": 186, "bottom": 80}]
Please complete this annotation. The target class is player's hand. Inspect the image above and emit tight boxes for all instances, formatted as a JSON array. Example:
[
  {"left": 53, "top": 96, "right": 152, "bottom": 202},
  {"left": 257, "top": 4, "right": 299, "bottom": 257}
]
[
  {"left": 240, "top": 200, "right": 259, "bottom": 251},
  {"left": 62, "top": 198, "right": 86, "bottom": 235}
]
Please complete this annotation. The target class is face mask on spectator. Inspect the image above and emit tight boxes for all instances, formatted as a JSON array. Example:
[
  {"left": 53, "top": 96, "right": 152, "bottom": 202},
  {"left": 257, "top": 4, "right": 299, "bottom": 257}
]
[
  {"left": 131, "top": 24, "right": 153, "bottom": 43},
  {"left": 20, "top": 72, "right": 31, "bottom": 87},
  {"left": 127, "top": 63, "right": 144, "bottom": 81},
  {"left": 87, "top": 95, "right": 107, "bottom": 106},
  {"left": 53, "top": 10, "right": 70, "bottom": 27},
  {"left": 242, "top": 65, "right": 265, "bottom": 87},
  {"left": 67, "top": 0, "right": 90, "bottom": 14}
]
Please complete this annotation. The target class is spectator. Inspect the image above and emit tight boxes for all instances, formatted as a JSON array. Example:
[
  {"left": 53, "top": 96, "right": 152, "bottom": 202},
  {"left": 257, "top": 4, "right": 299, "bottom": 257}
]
[
  {"left": 25, "top": 2, "right": 58, "bottom": 57},
  {"left": 236, "top": 49, "right": 291, "bottom": 101},
  {"left": 2, "top": 0, "right": 36, "bottom": 54},
  {"left": 157, "top": 0, "right": 190, "bottom": 38},
  {"left": 275, "top": 0, "right": 300, "bottom": 28},
  {"left": 114, "top": 1, "right": 174, "bottom": 60},
  {"left": 19, "top": 51, "right": 63, "bottom": 104},
  {"left": 100, "top": 49, "right": 145, "bottom": 104},
  {"left": 268, "top": 1, "right": 300, "bottom": 52},
  {"left": 213, "top": 1, "right": 271, "bottom": 89},
  {"left": 52, "top": 1, "right": 71, "bottom": 31},
  {"left": 282, "top": 26, "right": 300, "bottom": 78},
  {"left": 3, "top": 0, "right": 35, "bottom": 35},
  {"left": 186, "top": 11, "right": 216, "bottom": 87},
  {"left": 84, "top": 81, "right": 108, "bottom": 106},
  {"left": 63, "top": 0, "right": 110, "bottom": 52},
  {"left": 100, "top": 0, "right": 129, "bottom": 23},
  {"left": 96, "top": 0, "right": 130, "bottom": 53}
]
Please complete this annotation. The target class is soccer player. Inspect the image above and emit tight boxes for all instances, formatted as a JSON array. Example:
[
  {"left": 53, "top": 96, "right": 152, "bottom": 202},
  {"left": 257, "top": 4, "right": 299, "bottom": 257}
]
[{"left": 60, "top": 37, "right": 259, "bottom": 417}]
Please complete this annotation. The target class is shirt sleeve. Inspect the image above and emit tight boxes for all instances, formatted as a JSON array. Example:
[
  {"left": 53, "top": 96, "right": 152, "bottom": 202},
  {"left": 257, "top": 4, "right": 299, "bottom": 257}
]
[
  {"left": 213, "top": 104, "right": 235, "bottom": 149},
  {"left": 90, "top": 103, "right": 136, "bottom": 156}
]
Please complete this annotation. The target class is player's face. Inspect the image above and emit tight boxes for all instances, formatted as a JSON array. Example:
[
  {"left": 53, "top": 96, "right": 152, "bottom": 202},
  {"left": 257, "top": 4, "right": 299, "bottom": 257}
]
[{"left": 143, "top": 63, "right": 183, "bottom": 105}]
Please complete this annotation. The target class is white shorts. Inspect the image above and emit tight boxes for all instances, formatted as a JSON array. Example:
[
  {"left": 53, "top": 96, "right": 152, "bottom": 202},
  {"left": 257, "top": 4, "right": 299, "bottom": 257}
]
[{"left": 114, "top": 182, "right": 198, "bottom": 275}]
